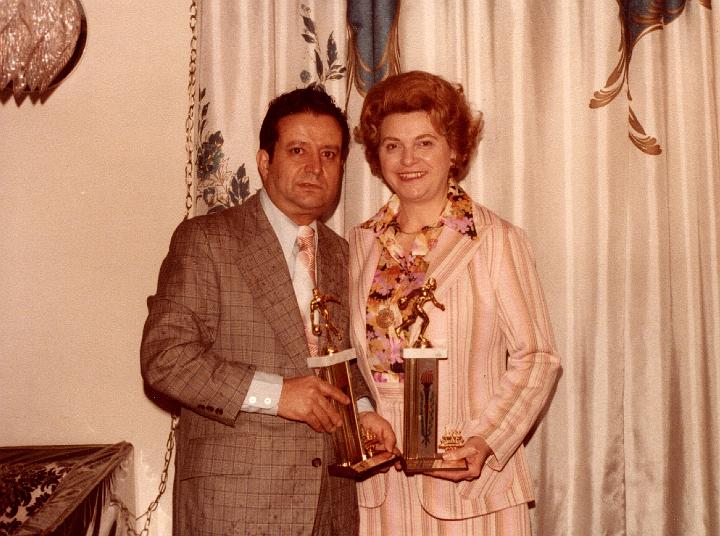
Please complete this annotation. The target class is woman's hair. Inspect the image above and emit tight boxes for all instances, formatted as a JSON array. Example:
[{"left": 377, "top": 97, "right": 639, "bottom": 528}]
[{"left": 355, "top": 70, "right": 483, "bottom": 180}]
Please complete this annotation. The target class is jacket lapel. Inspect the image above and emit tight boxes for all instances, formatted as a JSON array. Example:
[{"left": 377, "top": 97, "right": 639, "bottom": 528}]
[
  {"left": 228, "top": 195, "right": 311, "bottom": 372},
  {"left": 401, "top": 205, "right": 485, "bottom": 351},
  {"left": 315, "top": 223, "right": 349, "bottom": 352},
  {"left": 425, "top": 214, "right": 485, "bottom": 296},
  {"left": 348, "top": 227, "right": 382, "bottom": 401}
]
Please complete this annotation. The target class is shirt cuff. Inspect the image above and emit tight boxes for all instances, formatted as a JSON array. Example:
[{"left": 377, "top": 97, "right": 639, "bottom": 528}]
[
  {"left": 356, "top": 396, "right": 374, "bottom": 413},
  {"left": 241, "top": 371, "right": 283, "bottom": 415}
]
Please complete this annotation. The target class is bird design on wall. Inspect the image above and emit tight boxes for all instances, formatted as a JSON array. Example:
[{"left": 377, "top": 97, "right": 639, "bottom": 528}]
[{"left": 590, "top": 0, "right": 712, "bottom": 155}]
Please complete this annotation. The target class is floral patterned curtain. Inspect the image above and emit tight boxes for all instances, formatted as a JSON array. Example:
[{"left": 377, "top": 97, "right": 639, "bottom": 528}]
[
  {"left": 191, "top": 1, "right": 720, "bottom": 534},
  {"left": 193, "top": 1, "right": 348, "bottom": 229}
]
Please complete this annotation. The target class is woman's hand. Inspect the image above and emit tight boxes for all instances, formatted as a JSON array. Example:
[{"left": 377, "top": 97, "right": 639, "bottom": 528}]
[
  {"left": 429, "top": 435, "right": 492, "bottom": 482},
  {"left": 358, "top": 411, "right": 403, "bottom": 468}
]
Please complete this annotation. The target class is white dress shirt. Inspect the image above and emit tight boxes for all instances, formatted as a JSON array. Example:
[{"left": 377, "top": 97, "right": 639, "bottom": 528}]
[{"left": 242, "top": 189, "right": 372, "bottom": 414}]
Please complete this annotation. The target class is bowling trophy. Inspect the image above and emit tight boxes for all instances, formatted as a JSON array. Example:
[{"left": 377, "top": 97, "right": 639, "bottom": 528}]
[
  {"left": 396, "top": 278, "right": 467, "bottom": 474},
  {"left": 306, "top": 289, "right": 397, "bottom": 479}
]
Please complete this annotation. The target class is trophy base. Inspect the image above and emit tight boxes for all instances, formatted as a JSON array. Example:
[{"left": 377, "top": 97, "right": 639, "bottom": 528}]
[
  {"left": 401, "top": 457, "right": 468, "bottom": 475},
  {"left": 328, "top": 451, "right": 397, "bottom": 480}
]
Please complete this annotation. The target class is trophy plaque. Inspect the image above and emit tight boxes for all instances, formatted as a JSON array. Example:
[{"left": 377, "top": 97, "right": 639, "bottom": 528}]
[
  {"left": 396, "top": 278, "right": 468, "bottom": 475},
  {"left": 307, "top": 289, "right": 397, "bottom": 479}
]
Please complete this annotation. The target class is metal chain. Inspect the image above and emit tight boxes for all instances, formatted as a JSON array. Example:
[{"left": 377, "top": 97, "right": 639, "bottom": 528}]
[
  {"left": 115, "top": 415, "right": 178, "bottom": 536},
  {"left": 184, "top": 0, "right": 198, "bottom": 220},
  {"left": 137, "top": 415, "right": 179, "bottom": 535}
]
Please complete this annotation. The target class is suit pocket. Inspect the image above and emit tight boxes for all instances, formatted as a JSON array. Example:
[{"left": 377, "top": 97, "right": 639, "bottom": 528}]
[
  {"left": 180, "top": 434, "right": 255, "bottom": 480},
  {"left": 356, "top": 471, "right": 388, "bottom": 508},
  {"left": 456, "top": 460, "right": 513, "bottom": 500}
]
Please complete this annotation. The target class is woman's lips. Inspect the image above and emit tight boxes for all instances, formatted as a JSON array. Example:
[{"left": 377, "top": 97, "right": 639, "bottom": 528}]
[{"left": 398, "top": 171, "right": 425, "bottom": 180}]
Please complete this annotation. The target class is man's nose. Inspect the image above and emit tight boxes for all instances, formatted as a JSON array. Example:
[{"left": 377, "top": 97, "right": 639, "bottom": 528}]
[{"left": 305, "top": 151, "right": 322, "bottom": 175}]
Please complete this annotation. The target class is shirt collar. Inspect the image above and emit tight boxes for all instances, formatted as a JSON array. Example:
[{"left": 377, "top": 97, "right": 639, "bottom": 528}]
[{"left": 362, "top": 181, "right": 477, "bottom": 240}]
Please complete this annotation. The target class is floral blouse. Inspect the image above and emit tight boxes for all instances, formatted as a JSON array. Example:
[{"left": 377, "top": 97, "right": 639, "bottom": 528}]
[{"left": 361, "top": 181, "right": 478, "bottom": 383}]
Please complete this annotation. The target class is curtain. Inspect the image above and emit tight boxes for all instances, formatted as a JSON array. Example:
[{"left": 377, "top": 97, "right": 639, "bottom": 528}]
[
  {"left": 193, "top": 1, "right": 348, "bottom": 230},
  {"left": 191, "top": 1, "right": 720, "bottom": 534}
]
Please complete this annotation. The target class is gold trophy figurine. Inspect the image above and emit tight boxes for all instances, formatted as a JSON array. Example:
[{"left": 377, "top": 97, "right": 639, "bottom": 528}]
[
  {"left": 310, "top": 289, "right": 341, "bottom": 352},
  {"left": 307, "top": 289, "right": 397, "bottom": 479},
  {"left": 396, "top": 278, "right": 467, "bottom": 474},
  {"left": 395, "top": 278, "right": 445, "bottom": 348}
]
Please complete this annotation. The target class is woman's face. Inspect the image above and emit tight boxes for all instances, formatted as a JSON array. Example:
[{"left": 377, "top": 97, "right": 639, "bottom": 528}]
[{"left": 378, "top": 111, "right": 455, "bottom": 210}]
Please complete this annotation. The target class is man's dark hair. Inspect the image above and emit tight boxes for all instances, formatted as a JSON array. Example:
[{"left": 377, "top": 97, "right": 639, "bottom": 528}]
[{"left": 259, "top": 85, "right": 350, "bottom": 161}]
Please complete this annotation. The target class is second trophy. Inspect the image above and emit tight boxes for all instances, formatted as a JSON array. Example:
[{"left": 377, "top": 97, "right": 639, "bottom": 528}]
[{"left": 396, "top": 278, "right": 468, "bottom": 474}]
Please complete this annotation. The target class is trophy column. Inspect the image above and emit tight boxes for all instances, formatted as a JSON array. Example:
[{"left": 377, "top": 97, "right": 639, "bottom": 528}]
[
  {"left": 396, "top": 278, "right": 467, "bottom": 474},
  {"left": 307, "top": 289, "right": 397, "bottom": 479}
]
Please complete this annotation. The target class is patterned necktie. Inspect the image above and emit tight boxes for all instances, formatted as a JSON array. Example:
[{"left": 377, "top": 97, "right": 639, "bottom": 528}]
[{"left": 293, "top": 225, "right": 318, "bottom": 356}]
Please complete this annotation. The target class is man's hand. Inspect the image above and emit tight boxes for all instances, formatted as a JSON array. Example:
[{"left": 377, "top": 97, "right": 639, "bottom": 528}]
[
  {"left": 358, "top": 411, "right": 399, "bottom": 454},
  {"left": 277, "top": 375, "right": 350, "bottom": 433},
  {"left": 429, "top": 435, "right": 492, "bottom": 482}
]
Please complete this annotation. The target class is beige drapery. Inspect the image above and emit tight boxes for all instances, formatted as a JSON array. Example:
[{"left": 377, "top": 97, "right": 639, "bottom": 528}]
[{"left": 193, "top": 2, "right": 720, "bottom": 534}]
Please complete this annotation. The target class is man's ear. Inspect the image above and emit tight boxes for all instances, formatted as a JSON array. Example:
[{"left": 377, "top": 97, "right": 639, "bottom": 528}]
[{"left": 256, "top": 149, "right": 270, "bottom": 182}]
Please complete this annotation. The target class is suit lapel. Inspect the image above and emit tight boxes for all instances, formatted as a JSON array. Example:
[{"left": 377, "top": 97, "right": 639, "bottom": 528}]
[
  {"left": 316, "top": 223, "right": 349, "bottom": 352},
  {"left": 349, "top": 227, "right": 382, "bottom": 400},
  {"left": 425, "top": 220, "right": 484, "bottom": 296},
  {"left": 228, "top": 195, "right": 311, "bottom": 372}
]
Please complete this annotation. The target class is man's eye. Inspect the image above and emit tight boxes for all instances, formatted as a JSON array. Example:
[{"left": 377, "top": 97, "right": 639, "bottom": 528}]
[
  {"left": 291, "top": 147, "right": 303, "bottom": 155},
  {"left": 322, "top": 151, "right": 337, "bottom": 159}
]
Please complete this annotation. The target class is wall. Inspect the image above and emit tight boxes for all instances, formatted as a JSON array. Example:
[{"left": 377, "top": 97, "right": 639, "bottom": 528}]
[{"left": 0, "top": 2, "right": 189, "bottom": 534}]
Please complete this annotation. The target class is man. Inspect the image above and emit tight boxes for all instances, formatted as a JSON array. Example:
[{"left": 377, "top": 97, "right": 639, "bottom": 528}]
[{"left": 141, "top": 86, "right": 394, "bottom": 535}]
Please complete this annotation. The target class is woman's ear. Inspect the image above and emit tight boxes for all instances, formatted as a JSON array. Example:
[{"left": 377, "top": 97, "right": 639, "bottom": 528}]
[{"left": 449, "top": 151, "right": 459, "bottom": 178}]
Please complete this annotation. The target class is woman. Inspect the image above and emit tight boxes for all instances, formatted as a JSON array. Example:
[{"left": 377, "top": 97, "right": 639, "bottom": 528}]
[{"left": 348, "top": 71, "right": 561, "bottom": 534}]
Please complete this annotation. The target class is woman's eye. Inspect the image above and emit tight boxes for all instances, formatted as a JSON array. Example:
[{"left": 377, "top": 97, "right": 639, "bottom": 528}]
[
  {"left": 291, "top": 147, "right": 303, "bottom": 155},
  {"left": 383, "top": 143, "right": 398, "bottom": 151}
]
